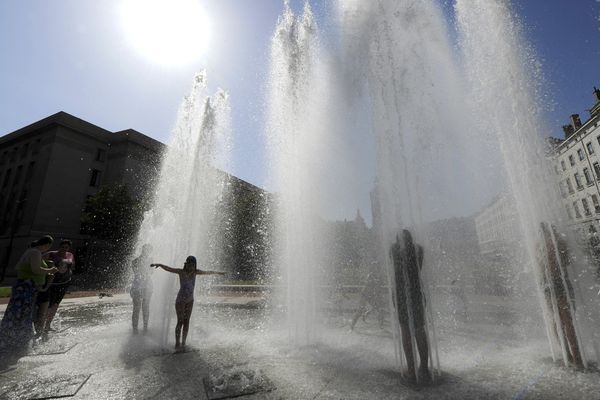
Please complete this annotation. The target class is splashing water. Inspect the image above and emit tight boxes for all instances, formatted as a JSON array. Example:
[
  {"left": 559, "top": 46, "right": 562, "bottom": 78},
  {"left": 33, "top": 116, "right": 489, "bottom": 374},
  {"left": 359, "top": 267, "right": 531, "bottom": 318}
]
[
  {"left": 266, "top": 2, "right": 329, "bottom": 346},
  {"left": 134, "top": 71, "right": 231, "bottom": 345}
]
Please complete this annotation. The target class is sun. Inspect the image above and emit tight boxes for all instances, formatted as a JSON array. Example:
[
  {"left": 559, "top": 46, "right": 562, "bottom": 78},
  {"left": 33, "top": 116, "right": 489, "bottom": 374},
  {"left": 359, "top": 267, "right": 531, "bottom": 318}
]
[{"left": 119, "top": 0, "right": 211, "bottom": 66}]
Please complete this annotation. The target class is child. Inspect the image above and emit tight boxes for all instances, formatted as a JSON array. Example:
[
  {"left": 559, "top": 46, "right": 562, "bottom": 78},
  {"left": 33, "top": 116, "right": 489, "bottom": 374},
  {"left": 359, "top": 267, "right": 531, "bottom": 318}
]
[
  {"left": 152, "top": 256, "right": 225, "bottom": 351},
  {"left": 130, "top": 244, "right": 153, "bottom": 334}
]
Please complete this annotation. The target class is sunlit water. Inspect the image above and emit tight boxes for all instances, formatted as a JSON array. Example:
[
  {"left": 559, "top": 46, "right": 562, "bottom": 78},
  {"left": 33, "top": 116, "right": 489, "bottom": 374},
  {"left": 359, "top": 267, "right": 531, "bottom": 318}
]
[
  {"left": 126, "top": 0, "right": 600, "bottom": 389},
  {"left": 133, "top": 71, "right": 231, "bottom": 346}
]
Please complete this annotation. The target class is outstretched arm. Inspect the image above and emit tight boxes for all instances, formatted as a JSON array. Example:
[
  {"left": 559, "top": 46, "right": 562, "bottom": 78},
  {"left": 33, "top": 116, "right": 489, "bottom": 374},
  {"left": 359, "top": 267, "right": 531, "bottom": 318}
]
[
  {"left": 151, "top": 263, "right": 181, "bottom": 274},
  {"left": 196, "top": 270, "right": 226, "bottom": 276}
]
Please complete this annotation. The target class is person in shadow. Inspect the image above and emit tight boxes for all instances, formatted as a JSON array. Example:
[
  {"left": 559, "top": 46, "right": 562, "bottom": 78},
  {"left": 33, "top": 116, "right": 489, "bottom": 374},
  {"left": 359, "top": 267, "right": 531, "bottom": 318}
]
[
  {"left": 152, "top": 256, "right": 225, "bottom": 352},
  {"left": 537, "top": 222, "right": 584, "bottom": 370},
  {"left": 390, "top": 229, "right": 430, "bottom": 383},
  {"left": 130, "top": 244, "right": 154, "bottom": 334},
  {"left": 0, "top": 236, "right": 57, "bottom": 358}
]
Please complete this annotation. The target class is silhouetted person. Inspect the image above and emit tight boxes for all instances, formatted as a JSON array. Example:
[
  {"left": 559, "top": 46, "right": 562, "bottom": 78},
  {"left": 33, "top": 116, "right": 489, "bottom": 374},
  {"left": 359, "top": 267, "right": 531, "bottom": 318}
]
[
  {"left": 390, "top": 229, "right": 430, "bottom": 383},
  {"left": 152, "top": 256, "right": 225, "bottom": 352},
  {"left": 40, "top": 239, "right": 75, "bottom": 334},
  {"left": 130, "top": 244, "right": 153, "bottom": 334},
  {"left": 538, "top": 222, "right": 583, "bottom": 370},
  {"left": 0, "top": 236, "right": 57, "bottom": 356}
]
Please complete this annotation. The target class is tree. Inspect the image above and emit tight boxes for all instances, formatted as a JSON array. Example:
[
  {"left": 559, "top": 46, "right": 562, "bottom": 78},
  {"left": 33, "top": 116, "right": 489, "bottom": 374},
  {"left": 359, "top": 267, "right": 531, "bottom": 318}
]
[{"left": 80, "top": 185, "right": 147, "bottom": 286}]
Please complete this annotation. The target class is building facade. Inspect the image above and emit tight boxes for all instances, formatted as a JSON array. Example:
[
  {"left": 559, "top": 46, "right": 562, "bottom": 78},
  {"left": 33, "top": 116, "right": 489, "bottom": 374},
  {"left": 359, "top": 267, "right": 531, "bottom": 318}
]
[
  {"left": 474, "top": 194, "right": 522, "bottom": 261},
  {"left": 552, "top": 88, "right": 600, "bottom": 235},
  {"left": 0, "top": 111, "right": 272, "bottom": 283},
  {"left": 0, "top": 112, "right": 165, "bottom": 279}
]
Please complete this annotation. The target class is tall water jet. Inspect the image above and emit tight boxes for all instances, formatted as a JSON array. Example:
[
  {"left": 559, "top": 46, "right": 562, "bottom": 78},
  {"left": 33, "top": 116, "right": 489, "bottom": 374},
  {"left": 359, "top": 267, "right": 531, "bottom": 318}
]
[
  {"left": 266, "top": 2, "right": 332, "bottom": 345},
  {"left": 336, "top": 0, "right": 482, "bottom": 381},
  {"left": 333, "top": 0, "right": 600, "bottom": 382},
  {"left": 134, "top": 72, "right": 231, "bottom": 345},
  {"left": 456, "top": 0, "right": 600, "bottom": 368}
]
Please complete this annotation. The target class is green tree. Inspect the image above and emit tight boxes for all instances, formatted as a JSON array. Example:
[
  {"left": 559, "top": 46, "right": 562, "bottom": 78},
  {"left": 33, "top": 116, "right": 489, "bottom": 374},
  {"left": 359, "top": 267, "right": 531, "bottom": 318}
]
[{"left": 80, "top": 185, "right": 147, "bottom": 286}]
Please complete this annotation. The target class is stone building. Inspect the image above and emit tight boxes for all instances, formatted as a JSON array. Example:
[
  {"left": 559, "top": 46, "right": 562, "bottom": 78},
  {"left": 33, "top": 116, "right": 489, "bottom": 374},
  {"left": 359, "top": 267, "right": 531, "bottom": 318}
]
[
  {"left": 0, "top": 112, "right": 164, "bottom": 280},
  {"left": 551, "top": 87, "right": 600, "bottom": 235},
  {"left": 474, "top": 194, "right": 522, "bottom": 261},
  {"left": 0, "top": 112, "right": 273, "bottom": 285}
]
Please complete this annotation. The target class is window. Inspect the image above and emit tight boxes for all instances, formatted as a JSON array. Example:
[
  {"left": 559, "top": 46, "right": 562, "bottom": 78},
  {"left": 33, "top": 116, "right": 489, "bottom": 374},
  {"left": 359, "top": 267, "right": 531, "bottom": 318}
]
[
  {"left": 32, "top": 139, "right": 41, "bottom": 155},
  {"left": 561, "top": 160, "right": 566, "bottom": 171},
  {"left": 584, "top": 168, "right": 593, "bottom": 185},
  {"left": 578, "top": 149, "right": 585, "bottom": 161},
  {"left": 566, "top": 178, "right": 574, "bottom": 193},
  {"left": 96, "top": 149, "right": 106, "bottom": 162},
  {"left": 582, "top": 198, "right": 592, "bottom": 216},
  {"left": 592, "top": 194, "right": 600, "bottom": 213},
  {"left": 587, "top": 142, "right": 595, "bottom": 155},
  {"left": 9, "top": 148, "right": 17, "bottom": 163},
  {"left": 89, "top": 169, "right": 101, "bottom": 187},
  {"left": 574, "top": 172, "right": 583, "bottom": 189},
  {"left": 20, "top": 143, "right": 29, "bottom": 159},
  {"left": 597, "top": 136, "right": 600, "bottom": 147},
  {"left": 574, "top": 201, "right": 582, "bottom": 218},
  {"left": 13, "top": 165, "right": 23, "bottom": 188},
  {"left": 2, "top": 169, "right": 11, "bottom": 188},
  {"left": 0, "top": 152, "right": 6, "bottom": 166},
  {"left": 559, "top": 181, "right": 567, "bottom": 197},
  {"left": 566, "top": 205, "right": 573, "bottom": 220},
  {"left": 569, "top": 154, "right": 575, "bottom": 166},
  {"left": 24, "top": 162, "right": 35, "bottom": 183},
  {"left": 594, "top": 162, "right": 600, "bottom": 180}
]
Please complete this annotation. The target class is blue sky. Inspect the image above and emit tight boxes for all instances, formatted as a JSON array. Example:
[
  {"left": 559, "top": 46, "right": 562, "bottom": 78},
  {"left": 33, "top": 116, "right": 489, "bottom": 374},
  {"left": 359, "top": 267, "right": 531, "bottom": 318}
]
[{"left": 0, "top": 0, "right": 599, "bottom": 193}]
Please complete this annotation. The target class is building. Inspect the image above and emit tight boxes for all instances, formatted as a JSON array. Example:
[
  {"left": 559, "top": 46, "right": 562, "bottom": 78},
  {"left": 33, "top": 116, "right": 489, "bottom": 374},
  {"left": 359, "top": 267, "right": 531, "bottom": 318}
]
[
  {"left": 0, "top": 112, "right": 166, "bottom": 280},
  {"left": 0, "top": 111, "right": 272, "bottom": 283},
  {"left": 474, "top": 194, "right": 522, "bottom": 261},
  {"left": 552, "top": 87, "right": 600, "bottom": 234}
]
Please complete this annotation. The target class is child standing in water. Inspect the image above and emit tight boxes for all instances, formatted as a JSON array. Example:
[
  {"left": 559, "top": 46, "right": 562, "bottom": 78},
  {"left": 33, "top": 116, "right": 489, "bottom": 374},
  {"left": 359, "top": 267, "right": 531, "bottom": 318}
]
[
  {"left": 152, "top": 256, "right": 225, "bottom": 351},
  {"left": 130, "top": 244, "right": 153, "bottom": 334}
]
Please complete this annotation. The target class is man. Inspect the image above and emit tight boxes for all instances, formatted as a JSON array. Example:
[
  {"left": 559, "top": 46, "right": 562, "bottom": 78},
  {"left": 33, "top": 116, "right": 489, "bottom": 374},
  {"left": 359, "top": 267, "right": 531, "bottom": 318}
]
[
  {"left": 538, "top": 222, "right": 583, "bottom": 370},
  {"left": 44, "top": 240, "right": 75, "bottom": 332},
  {"left": 390, "top": 229, "right": 430, "bottom": 383}
]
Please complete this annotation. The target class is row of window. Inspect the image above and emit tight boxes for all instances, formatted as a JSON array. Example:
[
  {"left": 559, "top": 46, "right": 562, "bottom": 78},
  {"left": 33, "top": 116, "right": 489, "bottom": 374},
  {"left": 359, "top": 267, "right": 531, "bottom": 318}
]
[
  {"left": 560, "top": 162, "right": 600, "bottom": 195},
  {"left": 569, "top": 194, "right": 600, "bottom": 220},
  {"left": 0, "top": 162, "right": 36, "bottom": 192},
  {"left": 0, "top": 139, "right": 42, "bottom": 166},
  {"left": 558, "top": 136, "right": 600, "bottom": 173},
  {"left": 0, "top": 162, "right": 36, "bottom": 234}
]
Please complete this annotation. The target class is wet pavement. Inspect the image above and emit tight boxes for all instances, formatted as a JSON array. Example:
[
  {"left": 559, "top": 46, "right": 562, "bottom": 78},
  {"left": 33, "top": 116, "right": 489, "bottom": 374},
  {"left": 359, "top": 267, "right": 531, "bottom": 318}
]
[{"left": 0, "top": 293, "right": 599, "bottom": 399}]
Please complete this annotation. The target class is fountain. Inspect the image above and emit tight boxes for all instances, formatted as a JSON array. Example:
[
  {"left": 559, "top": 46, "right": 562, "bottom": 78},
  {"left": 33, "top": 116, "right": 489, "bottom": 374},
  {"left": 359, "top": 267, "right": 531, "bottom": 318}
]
[
  {"left": 131, "top": 0, "right": 600, "bottom": 389},
  {"left": 263, "top": 0, "right": 600, "bottom": 380},
  {"left": 133, "top": 71, "right": 231, "bottom": 346}
]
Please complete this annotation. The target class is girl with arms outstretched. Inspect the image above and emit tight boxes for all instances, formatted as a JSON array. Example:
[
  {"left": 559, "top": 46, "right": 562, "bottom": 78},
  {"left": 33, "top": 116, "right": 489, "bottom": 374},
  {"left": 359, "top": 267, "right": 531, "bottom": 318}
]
[{"left": 152, "top": 256, "right": 225, "bottom": 351}]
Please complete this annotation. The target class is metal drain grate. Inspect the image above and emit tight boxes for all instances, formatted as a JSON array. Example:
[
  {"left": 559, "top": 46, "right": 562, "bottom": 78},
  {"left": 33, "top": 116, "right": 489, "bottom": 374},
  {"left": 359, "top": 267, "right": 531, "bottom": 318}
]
[
  {"left": 204, "top": 366, "right": 275, "bottom": 400},
  {"left": 2, "top": 374, "right": 90, "bottom": 400},
  {"left": 29, "top": 343, "right": 77, "bottom": 356}
]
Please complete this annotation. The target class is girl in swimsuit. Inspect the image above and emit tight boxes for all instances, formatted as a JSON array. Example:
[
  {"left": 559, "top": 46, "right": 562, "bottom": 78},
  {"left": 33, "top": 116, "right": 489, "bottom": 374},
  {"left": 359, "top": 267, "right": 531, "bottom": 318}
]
[{"left": 152, "top": 256, "right": 225, "bottom": 351}]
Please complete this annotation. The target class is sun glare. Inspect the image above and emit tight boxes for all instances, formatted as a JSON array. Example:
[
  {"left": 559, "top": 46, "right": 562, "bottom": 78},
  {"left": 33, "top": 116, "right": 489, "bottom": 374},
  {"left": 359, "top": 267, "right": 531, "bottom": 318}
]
[{"left": 119, "top": 0, "right": 210, "bottom": 66}]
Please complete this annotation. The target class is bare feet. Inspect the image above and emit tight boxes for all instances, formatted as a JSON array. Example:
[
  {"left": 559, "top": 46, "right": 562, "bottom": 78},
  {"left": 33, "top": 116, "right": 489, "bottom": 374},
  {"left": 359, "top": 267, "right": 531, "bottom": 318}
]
[{"left": 418, "top": 367, "right": 431, "bottom": 384}]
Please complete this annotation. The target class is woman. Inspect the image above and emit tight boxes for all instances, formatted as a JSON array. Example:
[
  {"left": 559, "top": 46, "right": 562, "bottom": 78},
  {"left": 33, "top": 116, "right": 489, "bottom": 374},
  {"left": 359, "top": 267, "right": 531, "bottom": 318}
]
[
  {"left": 0, "top": 236, "right": 58, "bottom": 354},
  {"left": 152, "top": 256, "right": 225, "bottom": 351},
  {"left": 130, "top": 244, "right": 153, "bottom": 334}
]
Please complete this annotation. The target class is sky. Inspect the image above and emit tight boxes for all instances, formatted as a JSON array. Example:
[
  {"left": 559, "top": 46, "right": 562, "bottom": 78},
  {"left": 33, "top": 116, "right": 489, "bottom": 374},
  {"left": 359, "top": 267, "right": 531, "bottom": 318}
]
[{"left": 0, "top": 0, "right": 599, "bottom": 203}]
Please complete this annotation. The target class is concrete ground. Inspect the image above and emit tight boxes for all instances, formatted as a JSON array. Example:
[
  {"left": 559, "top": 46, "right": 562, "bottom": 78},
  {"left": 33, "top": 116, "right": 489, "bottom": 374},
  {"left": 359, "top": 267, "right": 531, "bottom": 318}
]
[{"left": 0, "top": 292, "right": 599, "bottom": 399}]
